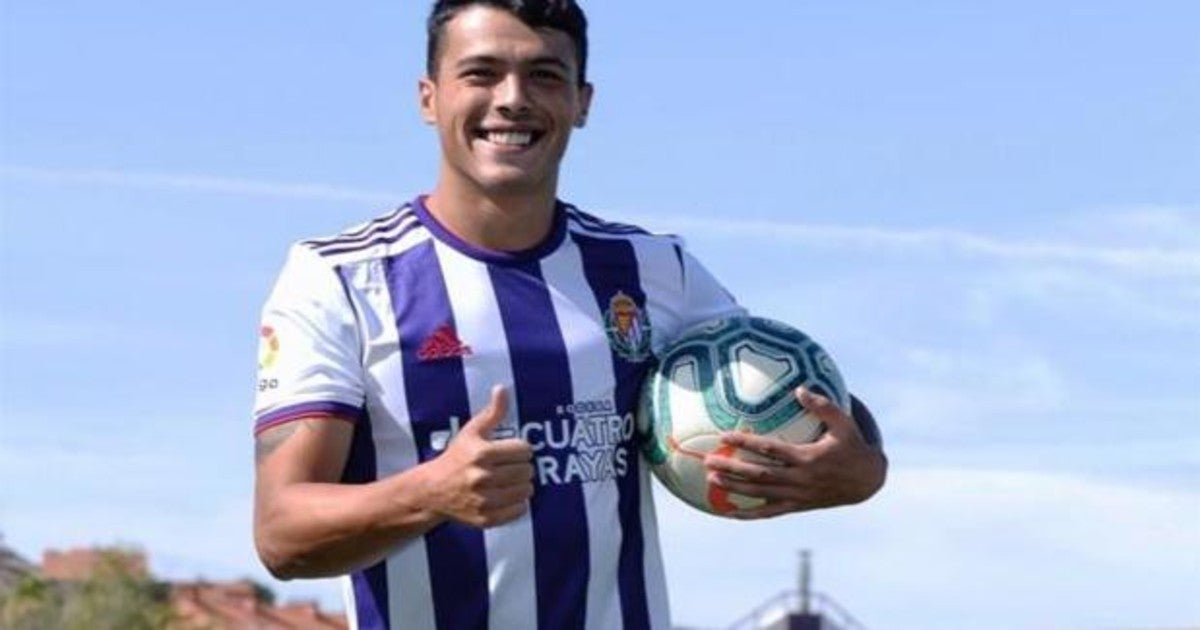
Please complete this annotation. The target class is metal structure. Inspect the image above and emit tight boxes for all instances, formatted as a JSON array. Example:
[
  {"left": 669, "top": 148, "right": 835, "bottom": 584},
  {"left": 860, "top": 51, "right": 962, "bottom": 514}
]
[{"left": 724, "top": 550, "right": 868, "bottom": 630}]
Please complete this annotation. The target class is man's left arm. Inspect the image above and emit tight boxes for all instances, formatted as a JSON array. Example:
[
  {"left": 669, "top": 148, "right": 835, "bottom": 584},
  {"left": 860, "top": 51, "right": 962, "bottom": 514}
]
[{"left": 703, "top": 388, "right": 888, "bottom": 519}]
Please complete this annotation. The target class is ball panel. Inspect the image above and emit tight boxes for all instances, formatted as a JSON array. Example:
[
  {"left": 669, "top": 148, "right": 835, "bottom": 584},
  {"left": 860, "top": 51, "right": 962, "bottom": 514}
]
[
  {"left": 637, "top": 379, "right": 669, "bottom": 465},
  {"left": 801, "top": 342, "right": 851, "bottom": 410},
  {"left": 728, "top": 339, "right": 796, "bottom": 405},
  {"left": 662, "top": 356, "right": 715, "bottom": 436},
  {"left": 717, "top": 329, "right": 804, "bottom": 415}
]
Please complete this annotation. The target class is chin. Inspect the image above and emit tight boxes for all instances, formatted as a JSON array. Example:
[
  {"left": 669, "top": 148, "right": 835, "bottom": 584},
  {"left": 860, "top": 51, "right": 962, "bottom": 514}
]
[{"left": 473, "top": 169, "right": 554, "bottom": 197}]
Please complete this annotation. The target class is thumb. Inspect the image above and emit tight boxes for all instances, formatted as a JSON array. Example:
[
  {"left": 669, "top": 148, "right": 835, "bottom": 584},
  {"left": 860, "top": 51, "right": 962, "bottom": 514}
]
[
  {"left": 797, "top": 386, "right": 857, "bottom": 438},
  {"left": 461, "top": 385, "right": 510, "bottom": 437}
]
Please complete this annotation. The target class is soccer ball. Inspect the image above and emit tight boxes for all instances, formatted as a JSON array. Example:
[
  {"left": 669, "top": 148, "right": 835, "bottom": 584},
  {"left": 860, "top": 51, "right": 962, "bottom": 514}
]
[{"left": 637, "top": 316, "right": 850, "bottom": 516}]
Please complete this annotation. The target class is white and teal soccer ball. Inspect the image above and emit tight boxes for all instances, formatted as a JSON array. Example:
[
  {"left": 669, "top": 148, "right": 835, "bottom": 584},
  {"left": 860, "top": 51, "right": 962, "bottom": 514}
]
[{"left": 637, "top": 316, "right": 850, "bottom": 516}]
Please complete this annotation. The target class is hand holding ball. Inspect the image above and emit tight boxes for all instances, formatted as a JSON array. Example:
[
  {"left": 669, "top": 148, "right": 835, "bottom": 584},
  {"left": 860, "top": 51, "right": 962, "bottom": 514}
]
[{"left": 637, "top": 316, "right": 850, "bottom": 516}]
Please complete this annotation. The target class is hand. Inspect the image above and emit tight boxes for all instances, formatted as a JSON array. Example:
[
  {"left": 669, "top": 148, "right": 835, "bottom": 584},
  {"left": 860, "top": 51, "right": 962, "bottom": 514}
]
[
  {"left": 703, "top": 387, "right": 887, "bottom": 519},
  {"left": 424, "top": 386, "right": 534, "bottom": 528}
]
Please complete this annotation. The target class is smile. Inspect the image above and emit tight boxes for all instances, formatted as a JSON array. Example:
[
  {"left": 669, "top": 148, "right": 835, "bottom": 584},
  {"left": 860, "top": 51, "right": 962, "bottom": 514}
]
[{"left": 475, "top": 129, "right": 545, "bottom": 148}]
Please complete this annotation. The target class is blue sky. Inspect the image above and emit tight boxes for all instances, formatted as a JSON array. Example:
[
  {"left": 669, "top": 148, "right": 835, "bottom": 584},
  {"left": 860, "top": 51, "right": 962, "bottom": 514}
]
[{"left": 2, "top": 2, "right": 1198, "bottom": 629}]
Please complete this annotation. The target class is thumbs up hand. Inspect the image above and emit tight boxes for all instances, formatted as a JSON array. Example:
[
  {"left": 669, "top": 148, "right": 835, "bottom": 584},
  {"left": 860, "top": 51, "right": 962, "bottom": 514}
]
[{"left": 423, "top": 386, "right": 535, "bottom": 528}]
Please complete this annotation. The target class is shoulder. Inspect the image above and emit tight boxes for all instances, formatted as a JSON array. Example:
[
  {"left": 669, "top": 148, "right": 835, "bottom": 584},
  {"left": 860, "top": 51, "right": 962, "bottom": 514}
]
[
  {"left": 562, "top": 203, "right": 682, "bottom": 247},
  {"left": 295, "top": 203, "right": 430, "bottom": 265}
]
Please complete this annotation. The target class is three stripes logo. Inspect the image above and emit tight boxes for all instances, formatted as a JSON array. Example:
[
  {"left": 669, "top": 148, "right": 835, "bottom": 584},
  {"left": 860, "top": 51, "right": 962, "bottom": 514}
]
[{"left": 418, "top": 323, "right": 473, "bottom": 362}]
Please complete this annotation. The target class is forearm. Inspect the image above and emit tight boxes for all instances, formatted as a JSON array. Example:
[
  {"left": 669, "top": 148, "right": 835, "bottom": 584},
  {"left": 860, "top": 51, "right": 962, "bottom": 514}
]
[{"left": 255, "top": 467, "right": 445, "bottom": 579}]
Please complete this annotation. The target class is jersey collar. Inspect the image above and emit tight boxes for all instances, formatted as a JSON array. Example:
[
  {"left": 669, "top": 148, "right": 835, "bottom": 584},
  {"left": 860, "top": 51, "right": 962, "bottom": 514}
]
[{"left": 412, "top": 195, "right": 568, "bottom": 265}]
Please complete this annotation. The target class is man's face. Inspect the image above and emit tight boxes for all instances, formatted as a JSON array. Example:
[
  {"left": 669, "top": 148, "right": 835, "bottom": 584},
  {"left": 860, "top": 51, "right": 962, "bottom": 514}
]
[{"left": 421, "top": 6, "right": 592, "bottom": 199}]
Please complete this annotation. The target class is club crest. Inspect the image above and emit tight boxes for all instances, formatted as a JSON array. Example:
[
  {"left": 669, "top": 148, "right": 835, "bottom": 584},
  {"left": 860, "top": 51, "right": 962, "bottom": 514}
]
[{"left": 604, "top": 291, "right": 652, "bottom": 363}]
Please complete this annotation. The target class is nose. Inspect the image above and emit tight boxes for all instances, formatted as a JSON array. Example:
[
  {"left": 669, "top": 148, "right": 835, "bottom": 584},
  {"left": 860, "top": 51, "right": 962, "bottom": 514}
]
[{"left": 494, "top": 73, "right": 531, "bottom": 117}]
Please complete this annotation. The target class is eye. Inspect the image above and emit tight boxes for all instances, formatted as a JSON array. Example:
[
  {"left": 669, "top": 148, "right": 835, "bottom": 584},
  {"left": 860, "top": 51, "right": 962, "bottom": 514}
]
[
  {"left": 531, "top": 69, "right": 567, "bottom": 83},
  {"left": 460, "top": 67, "right": 498, "bottom": 82}
]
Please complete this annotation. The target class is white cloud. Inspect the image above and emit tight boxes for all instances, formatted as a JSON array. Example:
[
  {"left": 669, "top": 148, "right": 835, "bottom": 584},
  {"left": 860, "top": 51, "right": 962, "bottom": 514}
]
[
  {"left": 863, "top": 343, "right": 1073, "bottom": 441},
  {"left": 4, "top": 165, "right": 1196, "bottom": 276},
  {"left": 964, "top": 263, "right": 1200, "bottom": 330},
  {"left": 658, "top": 467, "right": 1200, "bottom": 630},
  {"left": 0, "top": 165, "right": 397, "bottom": 205},
  {"left": 1066, "top": 204, "right": 1200, "bottom": 248},
  {"left": 641, "top": 213, "right": 1200, "bottom": 277}
]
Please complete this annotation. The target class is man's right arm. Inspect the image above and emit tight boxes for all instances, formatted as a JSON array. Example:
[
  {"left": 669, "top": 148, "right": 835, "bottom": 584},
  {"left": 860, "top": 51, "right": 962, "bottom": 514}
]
[{"left": 253, "top": 386, "right": 534, "bottom": 580}]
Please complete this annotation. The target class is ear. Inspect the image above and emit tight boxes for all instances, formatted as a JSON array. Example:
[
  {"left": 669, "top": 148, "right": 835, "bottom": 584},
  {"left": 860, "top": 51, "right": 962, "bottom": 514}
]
[
  {"left": 419, "top": 77, "right": 437, "bottom": 125},
  {"left": 574, "top": 81, "right": 594, "bottom": 128}
]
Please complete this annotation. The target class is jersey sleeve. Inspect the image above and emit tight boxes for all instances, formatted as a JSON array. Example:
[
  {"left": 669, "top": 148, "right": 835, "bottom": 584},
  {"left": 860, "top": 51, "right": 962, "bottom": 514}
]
[
  {"left": 253, "top": 244, "right": 365, "bottom": 435},
  {"left": 676, "top": 242, "right": 748, "bottom": 328}
]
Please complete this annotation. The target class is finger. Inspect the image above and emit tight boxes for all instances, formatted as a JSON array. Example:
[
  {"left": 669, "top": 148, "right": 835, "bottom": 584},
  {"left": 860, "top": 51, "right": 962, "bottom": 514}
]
[
  {"left": 461, "top": 385, "right": 510, "bottom": 437},
  {"left": 708, "top": 471, "right": 802, "bottom": 501},
  {"left": 486, "top": 481, "right": 535, "bottom": 507},
  {"left": 477, "top": 439, "right": 534, "bottom": 465},
  {"left": 478, "top": 461, "right": 536, "bottom": 487},
  {"left": 719, "top": 432, "right": 802, "bottom": 466},
  {"left": 796, "top": 386, "right": 858, "bottom": 439},
  {"left": 730, "top": 501, "right": 800, "bottom": 520},
  {"left": 704, "top": 453, "right": 787, "bottom": 485}
]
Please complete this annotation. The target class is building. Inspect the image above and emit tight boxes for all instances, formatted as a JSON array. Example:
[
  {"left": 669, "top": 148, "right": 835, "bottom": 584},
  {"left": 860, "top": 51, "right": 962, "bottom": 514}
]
[
  {"left": 172, "top": 579, "right": 346, "bottom": 629},
  {"left": 3, "top": 544, "right": 346, "bottom": 629},
  {"left": 40, "top": 547, "right": 149, "bottom": 581}
]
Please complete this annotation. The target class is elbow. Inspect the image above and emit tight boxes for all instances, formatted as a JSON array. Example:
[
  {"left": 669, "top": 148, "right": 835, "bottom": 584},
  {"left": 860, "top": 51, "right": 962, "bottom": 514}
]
[
  {"left": 265, "top": 564, "right": 298, "bottom": 582},
  {"left": 255, "top": 534, "right": 302, "bottom": 581},
  {"left": 254, "top": 525, "right": 358, "bottom": 580},
  {"left": 254, "top": 514, "right": 317, "bottom": 580},
  {"left": 254, "top": 495, "right": 320, "bottom": 580},
  {"left": 263, "top": 559, "right": 299, "bottom": 582}
]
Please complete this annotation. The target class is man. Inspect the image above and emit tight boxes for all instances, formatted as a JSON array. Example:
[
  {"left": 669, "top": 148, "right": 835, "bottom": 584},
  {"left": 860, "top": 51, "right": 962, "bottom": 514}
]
[{"left": 252, "top": 2, "right": 887, "bottom": 629}]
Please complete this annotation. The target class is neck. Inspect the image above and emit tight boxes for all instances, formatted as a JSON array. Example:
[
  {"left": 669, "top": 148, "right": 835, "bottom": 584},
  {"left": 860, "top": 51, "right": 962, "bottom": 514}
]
[{"left": 425, "top": 179, "right": 559, "bottom": 253}]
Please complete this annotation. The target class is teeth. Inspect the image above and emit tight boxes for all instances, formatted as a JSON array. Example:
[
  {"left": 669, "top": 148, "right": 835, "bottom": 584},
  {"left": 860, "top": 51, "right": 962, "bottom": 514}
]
[{"left": 485, "top": 131, "right": 534, "bottom": 146}]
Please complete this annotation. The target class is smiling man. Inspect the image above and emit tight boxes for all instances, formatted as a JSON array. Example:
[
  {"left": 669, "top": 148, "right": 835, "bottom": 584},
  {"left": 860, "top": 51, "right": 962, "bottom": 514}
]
[
  {"left": 251, "top": 2, "right": 887, "bottom": 629},
  {"left": 420, "top": 4, "right": 592, "bottom": 251}
]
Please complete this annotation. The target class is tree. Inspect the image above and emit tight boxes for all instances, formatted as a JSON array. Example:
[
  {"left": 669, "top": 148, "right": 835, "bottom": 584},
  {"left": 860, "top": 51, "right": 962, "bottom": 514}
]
[
  {"left": 0, "top": 549, "right": 174, "bottom": 630},
  {"left": 1, "top": 573, "right": 61, "bottom": 630}
]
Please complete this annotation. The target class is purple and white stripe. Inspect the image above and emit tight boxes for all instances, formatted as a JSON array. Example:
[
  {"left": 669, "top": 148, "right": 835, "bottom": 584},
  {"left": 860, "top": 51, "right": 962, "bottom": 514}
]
[
  {"left": 566, "top": 206, "right": 651, "bottom": 236},
  {"left": 386, "top": 240, "right": 491, "bottom": 629},
  {"left": 303, "top": 206, "right": 418, "bottom": 256},
  {"left": 304, "top": 206, "right": 406, "bottom": 248}
]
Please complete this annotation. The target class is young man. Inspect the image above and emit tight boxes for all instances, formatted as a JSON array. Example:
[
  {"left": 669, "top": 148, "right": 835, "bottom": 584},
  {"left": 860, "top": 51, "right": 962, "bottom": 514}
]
[{"left": 252, "top": 2, "right": 887, "bottom": 629}]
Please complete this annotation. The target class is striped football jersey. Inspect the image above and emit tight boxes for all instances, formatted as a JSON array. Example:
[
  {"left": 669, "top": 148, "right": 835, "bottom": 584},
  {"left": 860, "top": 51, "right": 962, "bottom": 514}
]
[{"left": 254, "top": 196, "right": 744, "bottom": 630}]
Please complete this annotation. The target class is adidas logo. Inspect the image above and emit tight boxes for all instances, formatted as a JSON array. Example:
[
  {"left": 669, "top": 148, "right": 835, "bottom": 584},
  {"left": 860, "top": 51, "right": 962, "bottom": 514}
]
[{"left": 417, "top": 324, "right": 472, "bottom": 362}]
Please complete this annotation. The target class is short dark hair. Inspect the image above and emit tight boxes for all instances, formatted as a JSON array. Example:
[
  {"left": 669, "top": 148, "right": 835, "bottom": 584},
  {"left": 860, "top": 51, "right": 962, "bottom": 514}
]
[{"left": 426, "top": 0, "right": 589, "bottom": 85}]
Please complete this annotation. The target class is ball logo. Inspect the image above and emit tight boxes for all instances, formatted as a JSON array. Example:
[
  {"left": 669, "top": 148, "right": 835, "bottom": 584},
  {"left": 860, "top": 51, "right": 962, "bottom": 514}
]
[
  {"left": 258, "top": 325, "right": 280, "bottom": 370},
  {"left": 604, "top": 290, "right": 652, "bottom": 363}
]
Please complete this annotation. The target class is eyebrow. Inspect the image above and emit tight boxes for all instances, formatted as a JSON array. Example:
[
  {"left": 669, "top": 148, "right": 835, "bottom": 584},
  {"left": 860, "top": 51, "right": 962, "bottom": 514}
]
[{"left": 455, "top": 54, "right": 570, "bottom": 73}]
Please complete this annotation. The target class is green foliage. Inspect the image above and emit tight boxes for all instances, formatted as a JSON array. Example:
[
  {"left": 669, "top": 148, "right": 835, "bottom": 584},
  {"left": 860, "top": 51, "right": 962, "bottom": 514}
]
[
  {"left": 1, "top": 574, "right": 61, "bottom": 630},
  {"left": 0, "top": 550, "right": 174, "bottom": 630}
]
